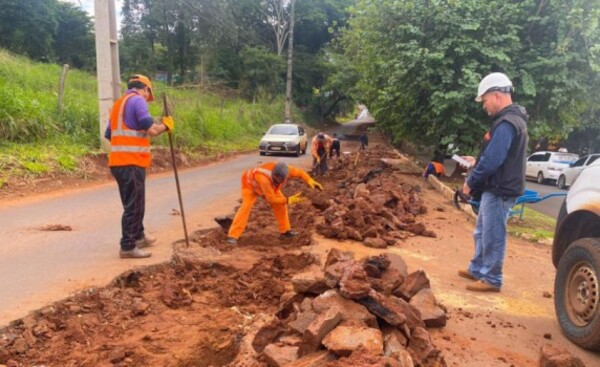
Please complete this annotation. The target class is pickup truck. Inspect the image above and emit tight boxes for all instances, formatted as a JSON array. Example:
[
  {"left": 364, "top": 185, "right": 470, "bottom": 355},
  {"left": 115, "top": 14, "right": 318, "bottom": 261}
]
[{"left": 553, "top": 159, "right": 600, "bottom": 350}]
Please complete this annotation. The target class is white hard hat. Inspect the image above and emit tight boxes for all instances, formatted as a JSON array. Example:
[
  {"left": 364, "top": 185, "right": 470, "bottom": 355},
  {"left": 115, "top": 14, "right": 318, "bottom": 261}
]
[{"left": 475, "top": 72, "right": 513, "bottom": 102}]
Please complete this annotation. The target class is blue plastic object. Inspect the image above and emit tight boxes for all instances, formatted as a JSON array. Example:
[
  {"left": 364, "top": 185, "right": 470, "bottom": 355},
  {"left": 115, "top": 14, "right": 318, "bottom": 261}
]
[{"left": 464, "top": 189, "right": 566, "bottom": 220}]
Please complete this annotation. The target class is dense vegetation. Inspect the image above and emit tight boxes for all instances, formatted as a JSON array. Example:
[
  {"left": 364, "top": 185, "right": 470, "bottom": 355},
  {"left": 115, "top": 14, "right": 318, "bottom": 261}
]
[
  {"left": 0, "top": 49, "right": 289, "bottom": 183},
  {"left": 0, "top": 0, "right": 599, "bottom": 174},
  {"left": 118, "top": 0, "right": 355, "bottom": 119},
  {"left": 0, "top": 0, "right": 95, "bottom": 70},
  {"left": 341, "top": 0, "right": 600, "bottom": 154}
]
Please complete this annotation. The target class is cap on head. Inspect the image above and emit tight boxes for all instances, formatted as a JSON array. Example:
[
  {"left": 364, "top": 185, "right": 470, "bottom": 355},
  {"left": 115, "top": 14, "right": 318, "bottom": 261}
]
[
  {"left": 272, "top": 162, "right": 289, "bottom": 183},
  {"left": 129, "top": 74, "right": 154, "bottom": 102},
  {"left": 475, "top": 72, "right": 513, "bottom": 102}
]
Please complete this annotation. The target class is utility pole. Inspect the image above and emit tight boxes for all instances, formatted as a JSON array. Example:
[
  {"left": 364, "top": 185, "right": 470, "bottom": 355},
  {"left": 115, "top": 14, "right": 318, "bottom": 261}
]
[
  {"left": 94, "top": 0, "right": 121, "bottom": 151},
  {"left": 283, "top": 0, "right": 295, "bottom": 124}
]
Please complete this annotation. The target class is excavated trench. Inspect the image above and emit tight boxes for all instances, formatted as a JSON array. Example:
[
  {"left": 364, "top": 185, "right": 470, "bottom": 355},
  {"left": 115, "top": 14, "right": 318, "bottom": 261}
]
[{"left": 0, "top": 145, "right": 448, "bottom": 367}]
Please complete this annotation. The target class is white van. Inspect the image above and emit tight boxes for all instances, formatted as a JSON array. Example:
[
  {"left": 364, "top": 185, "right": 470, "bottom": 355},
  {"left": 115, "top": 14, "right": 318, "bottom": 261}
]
[{"left": 526, "top": 151, "right": 579, "bottom": 184}]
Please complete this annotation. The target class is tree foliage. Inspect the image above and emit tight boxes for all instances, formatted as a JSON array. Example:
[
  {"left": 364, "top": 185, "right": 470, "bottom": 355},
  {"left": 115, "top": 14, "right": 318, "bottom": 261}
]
[
  {"left": 0, "top": 0, "right": 95, "bottom": 69},
  {"left": 119, "top": 0, "right": 355, "bottom": 118},
  {"left": 342, "top": 0, "right": 600, "bottom": 152}
]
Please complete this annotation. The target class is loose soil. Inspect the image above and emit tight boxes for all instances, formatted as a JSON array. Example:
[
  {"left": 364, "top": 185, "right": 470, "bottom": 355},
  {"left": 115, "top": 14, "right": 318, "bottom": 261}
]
[{"left": 0, "top": 136, "right": 598, "bottom": 366}]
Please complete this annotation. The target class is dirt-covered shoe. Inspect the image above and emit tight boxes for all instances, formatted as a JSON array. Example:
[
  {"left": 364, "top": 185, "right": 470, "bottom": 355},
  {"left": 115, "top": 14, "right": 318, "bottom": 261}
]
[
  {"left": 281, "top": 230, "right": 298, "bottom": 238},
  {"left": 135, "top": 236, "right": 157, "bottom": 248},
  {"left": 466, "top": 279, "right": 500, "bottom": 293},
  {"left": 458, "top": 269, "right": 478, "bottom": 281},
  {"left": 120, "top": 247, "right": 151, "bottom": 259},
  {"left": 226, "top": 237, "right": 238, "bottom": 245}
]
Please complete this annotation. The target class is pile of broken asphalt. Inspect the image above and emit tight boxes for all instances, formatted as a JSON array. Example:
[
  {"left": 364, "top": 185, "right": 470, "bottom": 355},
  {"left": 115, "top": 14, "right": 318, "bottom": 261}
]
[{"left": 0, "top": 145, "right": 451, "bottom": 367}]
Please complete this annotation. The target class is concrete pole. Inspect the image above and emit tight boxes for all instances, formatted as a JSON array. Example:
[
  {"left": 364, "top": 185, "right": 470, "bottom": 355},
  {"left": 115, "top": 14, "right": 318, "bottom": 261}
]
[
  {"left": 94, "top": 0, "right": 121, "bottom": 152},
  {"left": 284, "top": 0, "right": 295, "bottom": 124}
]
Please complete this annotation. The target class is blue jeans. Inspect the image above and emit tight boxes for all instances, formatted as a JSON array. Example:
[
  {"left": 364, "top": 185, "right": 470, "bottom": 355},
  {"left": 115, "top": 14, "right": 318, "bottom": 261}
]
[{"left": 468, "top": 191, "right": 515, "bottom": 288}]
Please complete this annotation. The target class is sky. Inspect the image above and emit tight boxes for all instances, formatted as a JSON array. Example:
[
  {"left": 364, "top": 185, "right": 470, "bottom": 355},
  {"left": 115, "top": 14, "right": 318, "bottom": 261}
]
[{"left": 60, "top": 0, "right": 124, "bottom": 22}]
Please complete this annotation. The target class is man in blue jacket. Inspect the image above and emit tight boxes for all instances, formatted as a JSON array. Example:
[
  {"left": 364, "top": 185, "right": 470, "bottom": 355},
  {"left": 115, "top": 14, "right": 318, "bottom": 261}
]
[{"left": 458, "top": 72, "right": 529, "bottom": 292}]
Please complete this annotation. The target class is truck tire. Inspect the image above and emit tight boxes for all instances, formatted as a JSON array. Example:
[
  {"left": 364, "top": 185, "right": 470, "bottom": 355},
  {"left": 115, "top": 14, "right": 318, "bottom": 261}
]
[{"left": 554, "top": 237, "right": 600, "bottom": 350}]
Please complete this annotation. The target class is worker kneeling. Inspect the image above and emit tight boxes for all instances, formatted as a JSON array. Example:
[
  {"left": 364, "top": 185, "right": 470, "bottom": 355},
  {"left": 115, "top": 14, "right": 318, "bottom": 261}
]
[{"left": 226, "top": 162, "right": 323, "bottom": 245}]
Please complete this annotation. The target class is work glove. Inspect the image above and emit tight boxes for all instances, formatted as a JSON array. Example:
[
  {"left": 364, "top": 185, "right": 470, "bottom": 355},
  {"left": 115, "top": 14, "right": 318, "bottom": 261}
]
[
  {"left": 287, "top": 192, "right": 305, "bottom": 205},
  {"left": 162, "top": 116, "right": 174, "bottom": 131},
  {"left": 307, "top": 178, "right": 323, "bottom": 191},
  {"left": 315, "top": 156, "right": 321, "bottom": 164}
]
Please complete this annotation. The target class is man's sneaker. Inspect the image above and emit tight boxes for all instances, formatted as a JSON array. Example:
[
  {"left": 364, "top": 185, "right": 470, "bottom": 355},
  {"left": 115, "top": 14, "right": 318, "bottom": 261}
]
[
  {"left": 135, "top": 236, "right": 157, "bottom": 248},
  {"left": 226, "top": 237, "right": 238, "bottom": 245},
  {"left": 458, "top": 269, "right": 478, "bottom": 281},
  {"left": 281, "top": 230, "right": 298, "bottom": 238},
  {"left": 466, "top": 279, "right": 500, "bottom": 293},
  {"left": 120, "top": 247, "right": 151, "bottom": 259}
]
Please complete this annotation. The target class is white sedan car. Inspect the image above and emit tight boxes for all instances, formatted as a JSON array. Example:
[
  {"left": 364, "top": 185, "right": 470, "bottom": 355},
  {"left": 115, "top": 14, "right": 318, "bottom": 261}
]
[
  {"left": 557, "top": 154, "right": 600, "bottom": 189},
  {"left": 259, "top": 123, "right": 308, "bottom": 157}
]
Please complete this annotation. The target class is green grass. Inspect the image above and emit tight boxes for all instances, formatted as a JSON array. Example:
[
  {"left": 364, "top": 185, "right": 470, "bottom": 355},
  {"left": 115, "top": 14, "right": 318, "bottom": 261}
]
[
  {"left": 0, "top": 48, "right": 299, "bottom": 182},
  {"left": 507, "top": 207, "right": 557, "bottom": 242}
]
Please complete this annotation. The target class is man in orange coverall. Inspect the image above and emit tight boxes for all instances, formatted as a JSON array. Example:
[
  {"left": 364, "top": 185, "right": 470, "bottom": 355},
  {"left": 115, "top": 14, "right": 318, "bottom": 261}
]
[{"left": 226, "top": 161, "right": 323, "bottom": 245}]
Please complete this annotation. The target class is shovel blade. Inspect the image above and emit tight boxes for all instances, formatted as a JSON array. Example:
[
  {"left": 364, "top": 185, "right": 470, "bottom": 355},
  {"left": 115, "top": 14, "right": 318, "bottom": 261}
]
[{"left": 214, "top": 216, "right": 233, "bottom": 232}]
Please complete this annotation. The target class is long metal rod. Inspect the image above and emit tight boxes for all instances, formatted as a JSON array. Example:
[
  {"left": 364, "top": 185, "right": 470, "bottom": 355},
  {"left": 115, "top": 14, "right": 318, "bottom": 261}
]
[{"left": 167, "top": 128, "right": 190, "bottom": 247}]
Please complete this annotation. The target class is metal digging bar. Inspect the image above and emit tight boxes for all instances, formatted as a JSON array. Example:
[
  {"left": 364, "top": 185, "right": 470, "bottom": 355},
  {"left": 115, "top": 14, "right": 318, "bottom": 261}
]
[{"left": 162, "top": 93, "right": 190, "bottom": 247}]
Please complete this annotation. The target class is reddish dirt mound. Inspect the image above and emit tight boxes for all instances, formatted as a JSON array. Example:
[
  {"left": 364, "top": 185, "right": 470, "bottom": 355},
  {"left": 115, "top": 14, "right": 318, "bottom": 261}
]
[
  {"left": 312, "top": 149, "right": 436, "bottom": 246},
  {"left": 0, "top": 248, "right": 318, "bottom": 366}
]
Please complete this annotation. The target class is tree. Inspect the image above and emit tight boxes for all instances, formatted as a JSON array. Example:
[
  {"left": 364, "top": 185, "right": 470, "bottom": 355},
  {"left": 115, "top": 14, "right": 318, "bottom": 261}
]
[
  {"left": 55, "top": 2, "right": 95, "bottom": 69},
  {"left": 341, "top": 0, "right": 600, "bottom": 152},
  {"left": 240, "top": 45, "right": 284, "bottom": 102},
  {"left": 0, "top": 0, "right": 58, "bottom": 62}
]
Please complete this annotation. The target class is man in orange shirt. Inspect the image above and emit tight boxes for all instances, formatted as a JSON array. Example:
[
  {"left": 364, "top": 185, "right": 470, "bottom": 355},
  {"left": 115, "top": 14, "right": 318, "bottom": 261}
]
[
  {"left": 423, "top": 161, "right": 446, "bottom": 179},
  {"left": 311, "top": 132, "right": 333, "bottom": 175},
  {"left": 226, "top": 162, "right": 323, "bottom": 245}
]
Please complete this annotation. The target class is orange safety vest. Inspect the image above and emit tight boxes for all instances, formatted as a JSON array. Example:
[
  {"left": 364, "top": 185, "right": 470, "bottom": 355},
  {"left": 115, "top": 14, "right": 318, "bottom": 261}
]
[
  {"left": 432, "top": 161, "right": 445, "bottom": 175},
  {"left": 108, "top": 93, "right": 151, "bottom": 168},
  {"left": 243, "top": 167, "right": 285, "bottom": 195}
]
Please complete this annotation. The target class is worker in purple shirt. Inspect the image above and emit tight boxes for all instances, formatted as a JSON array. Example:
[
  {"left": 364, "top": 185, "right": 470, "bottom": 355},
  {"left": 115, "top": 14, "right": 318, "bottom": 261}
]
[
  {"left": 105, "top": 75, "right": 174, "bottom": 259},
  {"left": 457, "top": 72, "right": 528, "bottom": 293},
  {"left": 104, "top": 90, "right": 155, "bottom": 139}
]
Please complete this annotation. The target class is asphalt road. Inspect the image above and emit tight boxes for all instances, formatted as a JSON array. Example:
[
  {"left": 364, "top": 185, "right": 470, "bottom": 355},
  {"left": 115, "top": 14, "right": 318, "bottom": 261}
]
[
  {"left": 524, "top": 180, "right": 566, "bottom": 219},
  {"left": 0, "top": 151, "right": 313, "bottom": 327}
]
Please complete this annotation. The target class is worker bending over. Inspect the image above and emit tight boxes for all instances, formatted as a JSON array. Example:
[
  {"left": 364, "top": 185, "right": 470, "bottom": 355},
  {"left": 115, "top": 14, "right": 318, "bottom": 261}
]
[
  {"left": 330, "top": 133, "right": 341, "bottom": 159},
  {"left": 226, "top": 162, "right": 323, "bottom": 245},
  {"left": 423, "top": 160, "right": 446, "bottom": 179},
  {"left": 312, "top": 132, "right": 333, "bottom": 175}
]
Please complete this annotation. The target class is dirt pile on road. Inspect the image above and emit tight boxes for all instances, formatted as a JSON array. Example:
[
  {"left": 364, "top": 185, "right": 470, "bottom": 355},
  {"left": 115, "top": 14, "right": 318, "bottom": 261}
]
[
  {"left": 312, "top": 148, "right": 436, "bottom": 248},
  {"left": 239, "top": 248, "right": 447, "bottom": 367}
]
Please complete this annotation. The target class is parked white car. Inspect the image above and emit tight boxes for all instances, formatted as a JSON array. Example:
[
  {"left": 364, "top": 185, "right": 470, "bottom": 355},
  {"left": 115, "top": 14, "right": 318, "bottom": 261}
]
[
  {"left": 259, "top": 123, "right": 308, "bottom": 157},
  {"left": 525, "top": 151, "right": 579, "bottom": 184},
  {"left": 553, "top": 158, "right": 600, "bottom": 350},
  {"left": 556, "top": 154, "right": 600, "bottom": 189}
]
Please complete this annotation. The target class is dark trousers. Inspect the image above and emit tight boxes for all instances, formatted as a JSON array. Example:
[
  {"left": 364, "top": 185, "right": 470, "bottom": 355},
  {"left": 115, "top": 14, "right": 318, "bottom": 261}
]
[
  {"left": 313, "top": 146, "right": 328, "bottom": 175},
  {"left": 329, "top": 141, "right": 340, "bottom": 158},
  {"left": 111, "top": 166, "right": 146, "bottom": 250}
]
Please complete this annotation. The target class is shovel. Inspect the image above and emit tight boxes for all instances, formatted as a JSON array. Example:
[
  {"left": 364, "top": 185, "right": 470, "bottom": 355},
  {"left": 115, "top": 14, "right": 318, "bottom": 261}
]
[{"left": 214, "top": 215, "right": 233, "bottom": 232}]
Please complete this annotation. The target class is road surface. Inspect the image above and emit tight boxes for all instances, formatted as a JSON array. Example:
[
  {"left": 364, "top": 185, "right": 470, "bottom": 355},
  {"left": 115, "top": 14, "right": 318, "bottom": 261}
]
[{"left": 0, "top": 151, "right": 312, "bottom": 326}]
